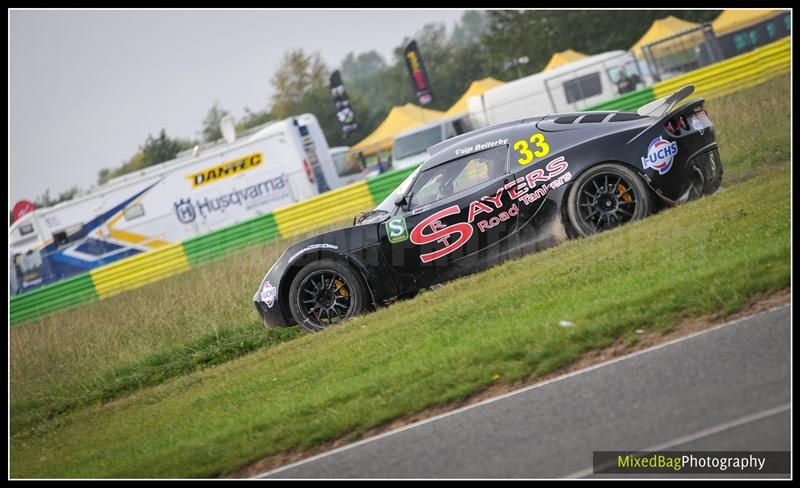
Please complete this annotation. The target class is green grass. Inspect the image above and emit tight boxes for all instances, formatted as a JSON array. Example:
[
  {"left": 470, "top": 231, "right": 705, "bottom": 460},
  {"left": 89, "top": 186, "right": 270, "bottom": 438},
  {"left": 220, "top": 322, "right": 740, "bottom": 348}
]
[
  {"left": 711, "top": 75, "right": 791, "bottom": 180},
  {"left": 14, "top": 323, "right": 302, "bottom": 433},
  {"left": 10, "top": 75, "right": 791, "bottom": 477},
  {"left": 10, "top": 222, "right": 350, "bottom": 435},
  {"left": 11, "top": 164, "right": 790, "bottom": 477}
]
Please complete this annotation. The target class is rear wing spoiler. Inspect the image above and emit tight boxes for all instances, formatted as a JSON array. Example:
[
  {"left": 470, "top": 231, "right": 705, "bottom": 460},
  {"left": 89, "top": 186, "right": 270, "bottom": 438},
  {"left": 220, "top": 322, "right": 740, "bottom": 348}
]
[{"left": 637, "top": 85, "right": 695, "bottom": 117}]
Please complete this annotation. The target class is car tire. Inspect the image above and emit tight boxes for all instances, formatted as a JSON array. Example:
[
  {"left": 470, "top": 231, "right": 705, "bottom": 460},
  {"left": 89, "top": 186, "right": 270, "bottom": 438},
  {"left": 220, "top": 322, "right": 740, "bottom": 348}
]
[
  {"left": 566, "top": 163, "right": 652, "bottom": 238},
  {"left": 288, "top": 259, "right": 367, "bottom": 332}
]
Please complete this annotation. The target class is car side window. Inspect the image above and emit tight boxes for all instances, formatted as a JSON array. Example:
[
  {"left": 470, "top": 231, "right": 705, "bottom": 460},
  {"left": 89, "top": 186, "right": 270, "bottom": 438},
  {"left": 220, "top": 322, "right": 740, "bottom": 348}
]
[{"left": 408, "top": 146, "right": 508, "bottom": 210}]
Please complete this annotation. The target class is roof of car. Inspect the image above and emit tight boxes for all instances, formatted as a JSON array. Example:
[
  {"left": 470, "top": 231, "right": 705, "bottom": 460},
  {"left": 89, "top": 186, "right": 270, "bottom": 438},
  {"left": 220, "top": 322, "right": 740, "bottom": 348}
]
[{"left": 421, "top": 118, "right": 531, "bottom": 171}]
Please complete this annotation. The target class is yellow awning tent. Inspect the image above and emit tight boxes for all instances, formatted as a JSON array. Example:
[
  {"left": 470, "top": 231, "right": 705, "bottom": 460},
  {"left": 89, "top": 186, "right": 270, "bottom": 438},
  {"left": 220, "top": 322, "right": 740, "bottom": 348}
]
[
  {"left": 350, "top": 103, "right": 445, "bottom": 156},
  {"left": 630, "top": 16, "right": 701, "bottom": 59},
  {"left": 712, "top": 9, "right": 786, "bottom": 37},
  {"left": 543, "top": 49, "right": 588, "bottom": 72},
  {"left": 444, "top": 77, "right": 505, "bottom": 118}
]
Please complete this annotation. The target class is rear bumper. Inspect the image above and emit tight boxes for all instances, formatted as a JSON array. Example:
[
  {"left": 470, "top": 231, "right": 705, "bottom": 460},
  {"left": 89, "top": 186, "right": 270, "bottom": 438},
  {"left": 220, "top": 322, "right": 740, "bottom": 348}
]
[
  {"left": 648, "top": 143, "right": 723, "bottom": 205},
  {"left": 688, "top": 146, "right": 723, "bottom": 196},
  {"left": 672, "top": 144, "right": 723, "bottom": 203}
]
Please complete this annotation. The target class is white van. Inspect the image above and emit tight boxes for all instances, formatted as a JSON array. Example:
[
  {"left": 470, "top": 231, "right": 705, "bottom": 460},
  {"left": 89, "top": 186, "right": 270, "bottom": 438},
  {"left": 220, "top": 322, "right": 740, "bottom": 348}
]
[
  {"left": 467, "top": 51, "right": 647, "bottom": 128},
  {"left": 390, "top": 115, "right": 473, "bottom": 171},
  {"left": 9, "top": 114, "right": 337, "bottom": 295}
]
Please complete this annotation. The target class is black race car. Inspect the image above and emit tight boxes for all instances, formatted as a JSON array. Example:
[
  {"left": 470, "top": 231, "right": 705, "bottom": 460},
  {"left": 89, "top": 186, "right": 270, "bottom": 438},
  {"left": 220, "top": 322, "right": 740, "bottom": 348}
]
[{"left": 254, "top": 85, "right": 722, "bottom": 332}]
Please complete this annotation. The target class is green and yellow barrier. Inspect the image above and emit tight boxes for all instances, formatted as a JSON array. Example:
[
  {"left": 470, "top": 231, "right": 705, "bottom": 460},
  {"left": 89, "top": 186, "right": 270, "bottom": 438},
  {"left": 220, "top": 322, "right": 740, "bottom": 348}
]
[
  {"left": 587, "top": 86, "right": 656, "bottom": 112},
  {"left": 90, "top": 242, "right": 190, "bottom": 299},
  {"left": 9, "top": 273, "right": 97, "bottom": 325},
  {"left": 273, "top": 180, "right": 374, "bottom": 239},
  {"left": 367, "top": 165, "right": 419, "bottom": 204},
  {"left": 182, "top": 213, "right": 281, "bottom": 267},
  {"left": 652, "top": 37, "right": 790, "bottom": 100}
]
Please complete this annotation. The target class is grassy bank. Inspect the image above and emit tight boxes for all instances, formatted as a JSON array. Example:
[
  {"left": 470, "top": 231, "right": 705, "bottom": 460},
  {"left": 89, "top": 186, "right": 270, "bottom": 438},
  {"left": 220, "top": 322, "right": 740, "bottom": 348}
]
[
  {"left": 10, "top": 222, "right": 350, "bottom": 434},
  {"left": 711, "top": 75, "right": 791, "bottom": 180},
  {"left": 11, "top": 162, "right": 790, "bottom": 477}
]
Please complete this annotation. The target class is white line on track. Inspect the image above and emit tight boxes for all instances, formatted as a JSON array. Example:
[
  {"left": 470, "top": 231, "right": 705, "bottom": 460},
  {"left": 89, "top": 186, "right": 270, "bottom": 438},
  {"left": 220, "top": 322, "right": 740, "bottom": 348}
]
[
  {"left": 563, "top": 403, "right": 791, "bottom": 478},
  {"left": 256, "top": 304, "right": 791, "bottom": 478}
]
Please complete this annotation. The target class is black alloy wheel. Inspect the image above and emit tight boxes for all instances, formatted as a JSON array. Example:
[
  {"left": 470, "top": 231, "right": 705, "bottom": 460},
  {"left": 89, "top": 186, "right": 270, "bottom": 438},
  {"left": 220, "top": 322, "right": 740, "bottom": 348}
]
[
  {"left": 289, "top": 259, "right": 366, "bottom": 332},
  {"left": 567, "top": 163, "right": 652, "bottom": 237}
]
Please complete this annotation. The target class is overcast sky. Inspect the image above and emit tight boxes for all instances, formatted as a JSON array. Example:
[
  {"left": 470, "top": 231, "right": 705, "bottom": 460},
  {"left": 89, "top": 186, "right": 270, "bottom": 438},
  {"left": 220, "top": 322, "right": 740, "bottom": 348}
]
[{"left": 9, "top": 9, "right": 467, "bottom": 210}]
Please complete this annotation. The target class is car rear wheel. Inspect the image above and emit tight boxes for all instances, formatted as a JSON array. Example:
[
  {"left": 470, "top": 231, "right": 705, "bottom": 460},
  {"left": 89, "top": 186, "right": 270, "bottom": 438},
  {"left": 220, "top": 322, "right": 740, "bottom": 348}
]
[
  {"left": 288, "top": 259, "right": 367, "bottom": 332},
  {"left": 567, "top": 163, "right": 652, "bottom": 237}
]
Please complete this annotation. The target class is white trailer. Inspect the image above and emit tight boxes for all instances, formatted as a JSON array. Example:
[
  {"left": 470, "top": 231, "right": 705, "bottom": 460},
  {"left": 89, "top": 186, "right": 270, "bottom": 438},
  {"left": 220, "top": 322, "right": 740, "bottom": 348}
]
[
  {"left": 9, "top": 113, "right": 339, "bottom": 295},
  {"left": 467, "top": 51, "right": 647, "bottom": 128}
]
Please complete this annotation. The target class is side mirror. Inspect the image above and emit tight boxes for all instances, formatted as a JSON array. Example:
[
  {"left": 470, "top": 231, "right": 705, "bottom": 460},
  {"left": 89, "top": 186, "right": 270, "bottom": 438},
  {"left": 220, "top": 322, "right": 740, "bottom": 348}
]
[{"left": 395, "top": 192, "right": 412, "bottom": 208}]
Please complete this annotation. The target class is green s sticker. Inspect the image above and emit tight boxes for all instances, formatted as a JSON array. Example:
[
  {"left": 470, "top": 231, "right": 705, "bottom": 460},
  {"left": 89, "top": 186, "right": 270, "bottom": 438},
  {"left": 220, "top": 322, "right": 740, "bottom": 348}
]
[{"left": 386, "top": 216, "right": 409, "bottom": 243}]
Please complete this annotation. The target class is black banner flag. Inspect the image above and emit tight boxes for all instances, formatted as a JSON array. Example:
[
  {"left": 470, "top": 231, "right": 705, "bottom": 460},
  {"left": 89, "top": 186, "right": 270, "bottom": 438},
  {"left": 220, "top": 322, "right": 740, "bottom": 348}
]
[
  {"left": 329, "top": 70, "right": 358, "bottom": 135},
  {"left": 403, "top": 40, "right": 435, "bottom": 106}
]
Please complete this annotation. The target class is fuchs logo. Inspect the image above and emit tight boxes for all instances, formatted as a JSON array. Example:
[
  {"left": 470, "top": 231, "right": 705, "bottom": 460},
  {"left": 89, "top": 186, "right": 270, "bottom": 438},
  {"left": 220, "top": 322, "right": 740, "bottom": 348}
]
[
  {"left": 641, "top": 136, "right": 678, "bottom": 175},
  {"left": 174, "top": 199, "right": 196, "bottom": 224},
  {"left": 385, "top": 216, "right": 409, "bottom": 243},
  {"left": 261, "top": 281, "right": 277, "bottom": 308}
]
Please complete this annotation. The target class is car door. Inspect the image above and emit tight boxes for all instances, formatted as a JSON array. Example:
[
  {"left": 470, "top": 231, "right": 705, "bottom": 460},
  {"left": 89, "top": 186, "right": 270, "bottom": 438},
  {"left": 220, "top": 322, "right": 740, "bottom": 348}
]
[
  {"left": 506, "top": 120, "right": 574, "bottom": 252},
  {"left": 380, "top": 145, "right": 519, "bottom": 288}
]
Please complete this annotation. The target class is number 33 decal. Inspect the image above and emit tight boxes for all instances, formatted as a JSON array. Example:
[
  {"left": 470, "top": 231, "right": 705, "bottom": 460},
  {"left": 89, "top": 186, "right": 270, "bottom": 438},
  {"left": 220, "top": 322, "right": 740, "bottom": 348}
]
[{"left": 513, "top": 133, "right": 550, "bottom": 165}]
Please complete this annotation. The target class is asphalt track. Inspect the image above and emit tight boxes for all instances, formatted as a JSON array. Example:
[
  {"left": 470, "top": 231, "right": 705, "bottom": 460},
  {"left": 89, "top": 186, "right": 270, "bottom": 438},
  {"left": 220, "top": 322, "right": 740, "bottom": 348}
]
[{"left": 260, "top": 305, "right": 791, "bottom": 478}]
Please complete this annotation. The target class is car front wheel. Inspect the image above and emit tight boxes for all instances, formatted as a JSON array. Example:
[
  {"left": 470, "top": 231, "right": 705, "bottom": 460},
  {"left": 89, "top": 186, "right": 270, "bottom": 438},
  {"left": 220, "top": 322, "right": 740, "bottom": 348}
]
[{"left": 288, "top": 259, "right": 367, "bottom": 332}]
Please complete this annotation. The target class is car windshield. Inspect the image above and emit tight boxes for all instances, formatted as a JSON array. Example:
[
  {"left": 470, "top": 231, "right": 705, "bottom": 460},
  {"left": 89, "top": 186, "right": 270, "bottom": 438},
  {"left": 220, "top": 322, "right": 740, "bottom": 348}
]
[
  {"left": 408, "top": 146, "right": 508, "bottom": 210},
  {"left": 393, "top": 126, "right": 443, "bottom": 161}
]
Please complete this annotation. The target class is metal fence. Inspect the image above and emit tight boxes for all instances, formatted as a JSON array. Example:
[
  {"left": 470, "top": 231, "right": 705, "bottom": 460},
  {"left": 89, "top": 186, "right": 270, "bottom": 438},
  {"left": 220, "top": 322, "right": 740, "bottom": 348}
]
[
  {"left": 651, "top": 36, "right": 789, "bottom": 100},
  {"left": 641, "top": 23, "right": 724, "bottom": 83}
]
